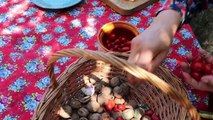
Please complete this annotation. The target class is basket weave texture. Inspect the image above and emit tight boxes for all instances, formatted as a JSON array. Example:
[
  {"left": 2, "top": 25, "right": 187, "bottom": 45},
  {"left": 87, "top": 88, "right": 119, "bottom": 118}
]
[{"left": 32, "top": 48, "right": 200, "bottom": 120}]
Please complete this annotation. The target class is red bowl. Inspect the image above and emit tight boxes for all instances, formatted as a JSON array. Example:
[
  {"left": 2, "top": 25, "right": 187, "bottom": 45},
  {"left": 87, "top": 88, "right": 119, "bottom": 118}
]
[{"left": 97, "top": 21, "right": 140, "bottom": 53}]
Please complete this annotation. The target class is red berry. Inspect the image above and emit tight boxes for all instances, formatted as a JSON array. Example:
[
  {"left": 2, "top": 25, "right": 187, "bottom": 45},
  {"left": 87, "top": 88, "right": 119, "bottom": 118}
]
[
  {"left": 120, "top": 43, "right": 125, "bottom": 47},
  {"left": 106, "top": 43, "right": 112, "bottom": 49},
  {"left": 110, "top": 34, "right": 116, "bottom": 39},
  {"left": 125, "top": 41, "right": 131, "bottom": 46},
  {"left": 117, "top": 116, "right": 124, "bottom": 120},
  {"left": 152, "top": 114, "right": 160, "bottom": 120},
  {"left": 193, "top": 56, "right": 202, "bottom": 62},
  {"left": 106, "top": 39, "right": 110, "bottom": 44},
  {"left": 204, "top": 64, "right": 212, "bottom": 75},
  {"left": 190, "top": 62, "right": 203, "bottom": 72},
  {"left": 120, "top": 37, "right": 126, "bottom": 41},
  {"left": 145, "top": 110, "right": 154, "bottom": 116},
  {"left": 191, "top": 72, "right": 202, "bottom": 81},
  {"left": 106, "top": 100, "right": 115, "bottom": 111},
  {"left": 120, "top": 47, "right": 130, "bottom": 52},
  {"left": 115, "top": 39, "right": 120, "bottom": 44}
]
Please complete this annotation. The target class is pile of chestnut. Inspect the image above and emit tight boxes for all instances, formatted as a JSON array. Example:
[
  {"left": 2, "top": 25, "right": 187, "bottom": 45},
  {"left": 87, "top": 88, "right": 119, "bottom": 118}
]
[{"left": 57, "top": 76, "right": 160, "bottom": 120}]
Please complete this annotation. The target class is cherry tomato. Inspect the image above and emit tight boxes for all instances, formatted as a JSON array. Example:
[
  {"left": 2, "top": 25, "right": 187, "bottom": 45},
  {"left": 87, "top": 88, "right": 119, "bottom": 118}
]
[
  {"left": 191, "top": 72, "right": 202, "bottom": 81},
  {"left": 193, "top": 55, "right": 202, "bottom": 62},
  {"left": 106, "top": 100, "right": 115, "bottom": 111},
  {"left": 190, "top": 62, "right": 203, "bottom": 72}
]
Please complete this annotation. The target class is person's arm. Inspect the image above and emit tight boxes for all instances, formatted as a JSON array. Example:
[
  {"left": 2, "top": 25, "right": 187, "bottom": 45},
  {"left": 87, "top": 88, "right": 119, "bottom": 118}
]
[
  {"left": 127, "top": 0, "right": 187, "bottom": 85},
  {"left": 128, "top": 10, "right": 181, "bottom": 73}
]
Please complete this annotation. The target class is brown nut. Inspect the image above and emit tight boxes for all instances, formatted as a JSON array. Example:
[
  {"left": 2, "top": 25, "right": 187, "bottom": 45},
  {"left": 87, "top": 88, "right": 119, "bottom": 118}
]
[
  {"left": 70, "top": 100, "right": 82, "bottom": 109},
  {"left": 71, "top": 113, "right": 79, "bottom": 120},
  {"left": 79, "top": 96, "right": 91, "bottom": 104},
  {"left": 100, "top": 112, "right": 111, "bottom": 120},
  {"left": 77, "top": 107, "right": 89, "bottom": 117},
  {"left": 97, "top": 106, "right": 104, "bottom": 113},
  {"left": 74, "top": 90, "right": 86, "bottom": 100},
  {"left": 122, "top": 108, "right": 134, "bottom": 120},
  {"left": 89, "top": 113, "right": 101, "bottom": 120},
  {"left": 86, "top": 101, "right": 101, "bottom": 112},
  {"left": 101, "top": 86, "right": 111, "bottom": 95},
  {"left": 64, "top": 105, "right": 72, "bottom": 115},
  {"left": 80, "top": 117, "right": 88, "bottom": 120},
  {"left": 110, "top": 77, "right": 120, "bottom": 87},
  {"left": 113, "top": 86, "right": 123, "bottom": 98}
]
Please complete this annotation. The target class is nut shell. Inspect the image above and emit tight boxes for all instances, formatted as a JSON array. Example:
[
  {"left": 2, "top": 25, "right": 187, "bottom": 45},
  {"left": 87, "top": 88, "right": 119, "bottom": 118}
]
[
  {"left": 101, "top": 86, "right": 112, "bottom": 95},
  {"left": 89, "top": 113, "right": 101, "bottom": 120},
  {"left": 100, "top": 112, "right": 111, "bottom": 120},
  {"left": 71, "top": 113, "right": 79, "bottom": 120},
  {"left": 77, "top": 107, "right": 89, "bottom": 117},
  {"left": 110, "top": 77, "right": 120, "bottom": 87},
  {"left": 113, "top": 86, "right": 123, "bottom": 98},
  {"left": 70, "top": 100, "right": 82, "bottom": 109},
  {"left": 86, "top": 101, "right": 101, "bottom": 112}
]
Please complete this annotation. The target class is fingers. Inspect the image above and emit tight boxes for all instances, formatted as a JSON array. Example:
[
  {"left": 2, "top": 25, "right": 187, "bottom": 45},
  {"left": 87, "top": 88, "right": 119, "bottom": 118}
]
[
  {"left": 182, "top": 72, "right": 200, "bottom": 90},
  {"left": 200, "top": 75, "right": 213, "bottom": 92},
  {"left": 198, "top": 49, "right": 207, "bottom": 54},
  {"left": 149, "top": 49, "right": 168, "bottom": 72},
  {"left": 201, "top": 75, "right": 213, "bottom": 85},
  {"left": 180, "top": 62, "right": 190, "bottom": 73},
  {"left": 183, "top": 72, "right": 213, "bottom": 92}
]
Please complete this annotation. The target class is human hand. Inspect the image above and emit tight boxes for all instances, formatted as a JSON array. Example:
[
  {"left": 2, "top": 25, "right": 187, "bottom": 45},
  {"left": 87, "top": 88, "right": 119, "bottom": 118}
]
[
  {"left": 128, "top": 26, "right": 170, "bottom": 72},
  {"left": 181, "top": 50, "right": 213, "bottom": 92},
  {"left": 127, "top": 10, "right": 181, "bottom": 86}
]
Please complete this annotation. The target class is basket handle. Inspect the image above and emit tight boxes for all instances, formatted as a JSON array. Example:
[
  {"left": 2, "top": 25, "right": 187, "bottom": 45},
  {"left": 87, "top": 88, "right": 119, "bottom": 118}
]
[{"left": 47, "top": 48, "right": 200, "bottom": 120}]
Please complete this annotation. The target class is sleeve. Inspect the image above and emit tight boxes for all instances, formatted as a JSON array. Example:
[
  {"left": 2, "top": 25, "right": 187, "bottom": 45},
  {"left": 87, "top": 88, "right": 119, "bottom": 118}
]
[{"left": 157, "top": 0, "right": 188, "bottom": 25}]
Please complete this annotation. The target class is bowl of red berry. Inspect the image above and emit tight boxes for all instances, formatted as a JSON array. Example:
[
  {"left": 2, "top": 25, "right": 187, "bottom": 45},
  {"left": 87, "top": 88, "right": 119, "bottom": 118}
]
[{"left": 97, "top": 21, "right": 140, "bottom": 53}]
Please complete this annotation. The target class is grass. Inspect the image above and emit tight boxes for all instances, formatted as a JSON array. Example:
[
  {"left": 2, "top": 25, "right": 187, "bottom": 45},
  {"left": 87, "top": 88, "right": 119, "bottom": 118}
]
[{"left": 189, "top": 8, "right": 213, "bottom": 55}]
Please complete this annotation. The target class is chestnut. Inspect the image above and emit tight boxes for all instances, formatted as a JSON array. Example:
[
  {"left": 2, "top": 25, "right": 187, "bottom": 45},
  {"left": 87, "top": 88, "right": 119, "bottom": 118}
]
[
  {"left": 100, "top": 112, "right": 111, "bottom": 120},
  {"left": 110, "top": 77, "right": 120, "bottom": 87},
  {"left": 71, "top": 113, "right": 80, "bottom": 120},
  {"left": 113, "top": 86, "right": 123, "bottom": 98},
  {"left": 70, "top": 100, "right": 82, "bottom": 109},
  {"left": 77, "top": 107, "right": 89, "bottom": 117},
  {"left": 86, "top": 101, "right": 101, "bottom": 112},
  {"left": 89, "top": 113, "right": 101, "bottom": 120},
  {"left": 101, "top": 86, "right": 112, "bottom": 96}
]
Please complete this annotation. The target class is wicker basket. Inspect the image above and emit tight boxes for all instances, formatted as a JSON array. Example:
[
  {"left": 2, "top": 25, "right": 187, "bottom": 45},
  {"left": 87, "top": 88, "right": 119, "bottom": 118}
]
[{"left": 32, "top": 48, "right": 200, "bottom": 120}]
